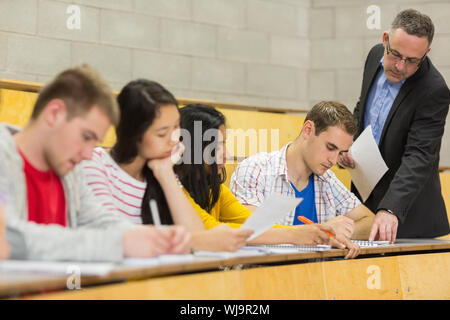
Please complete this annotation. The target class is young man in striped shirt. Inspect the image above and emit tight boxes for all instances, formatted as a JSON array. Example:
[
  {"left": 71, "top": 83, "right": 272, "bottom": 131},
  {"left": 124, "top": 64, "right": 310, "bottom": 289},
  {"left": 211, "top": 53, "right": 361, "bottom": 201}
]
[{"left": 230, "top": 101, "right": 375, "bottom": 243}]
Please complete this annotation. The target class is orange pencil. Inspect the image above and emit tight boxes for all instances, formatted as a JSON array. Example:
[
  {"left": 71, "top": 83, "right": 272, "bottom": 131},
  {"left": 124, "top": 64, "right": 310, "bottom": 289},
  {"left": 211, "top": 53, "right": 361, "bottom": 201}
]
[{"left": 297, "top": 216, "right": 335, "bottom": 238}]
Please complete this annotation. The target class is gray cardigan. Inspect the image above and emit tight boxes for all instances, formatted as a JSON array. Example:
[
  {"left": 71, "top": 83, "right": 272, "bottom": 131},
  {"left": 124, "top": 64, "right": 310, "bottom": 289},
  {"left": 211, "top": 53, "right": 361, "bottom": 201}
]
[{"left": 0, "top": 123, "right": 137, "bottom": 262}]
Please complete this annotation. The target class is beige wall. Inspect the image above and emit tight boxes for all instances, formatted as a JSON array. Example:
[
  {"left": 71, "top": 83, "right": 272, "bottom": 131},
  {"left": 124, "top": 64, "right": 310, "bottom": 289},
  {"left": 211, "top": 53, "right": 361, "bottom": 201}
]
[{"left": 0, "top": 0, "right": 449, "bottom": 164}]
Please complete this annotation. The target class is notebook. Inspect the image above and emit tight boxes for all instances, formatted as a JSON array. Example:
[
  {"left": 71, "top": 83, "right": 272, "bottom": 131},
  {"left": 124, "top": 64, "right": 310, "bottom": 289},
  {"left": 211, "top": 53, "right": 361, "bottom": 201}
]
[
  {"left": 0, "top": 260, "right": 116, "bottom": 276},
  {"left": 122, "top": 254, "right": 195, "bottom": 267},
  {"left": 193, "top": 248, "right": 267, "bottom": 259},
  {"left": 246, "top": 244, "right": 332, "bottom": 254},
  {"left": 352, "top": 240, "right": 391, "bottom": 248}
]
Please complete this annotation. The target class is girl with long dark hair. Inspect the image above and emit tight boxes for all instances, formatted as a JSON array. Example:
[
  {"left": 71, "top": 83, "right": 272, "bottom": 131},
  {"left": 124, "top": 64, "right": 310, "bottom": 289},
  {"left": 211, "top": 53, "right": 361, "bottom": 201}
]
[
  {"left": 175, "top": 104, "right": 344, "bottom": 247},
  {"left": 82, "top": 80, "right": 253, "bottom": 252}
]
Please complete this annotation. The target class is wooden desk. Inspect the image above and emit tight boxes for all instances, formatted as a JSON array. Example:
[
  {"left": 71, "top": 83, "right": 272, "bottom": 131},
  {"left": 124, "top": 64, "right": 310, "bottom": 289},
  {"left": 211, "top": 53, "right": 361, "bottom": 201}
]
[{"left": 1, "top": 239, "right": 449, "bottom": 300}]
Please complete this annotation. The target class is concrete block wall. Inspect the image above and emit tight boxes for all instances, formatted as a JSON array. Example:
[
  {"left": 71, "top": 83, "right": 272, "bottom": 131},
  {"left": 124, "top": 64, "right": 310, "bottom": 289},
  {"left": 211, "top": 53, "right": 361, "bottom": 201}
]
[
  {"left": 0, "top": 0, "right": 449, "bottom": 164},
  {"left": 0, "top": 0, "right": 310, "bottom": 111}
]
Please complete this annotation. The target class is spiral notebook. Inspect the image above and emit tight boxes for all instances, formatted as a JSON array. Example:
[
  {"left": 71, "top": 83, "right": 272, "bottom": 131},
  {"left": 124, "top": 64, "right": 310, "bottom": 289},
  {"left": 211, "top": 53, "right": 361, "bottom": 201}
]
[
  {"left": 351, "top": 240, "right": 391, "bottom": 247},
  {"left": 246, "top": 244, "right": 332, "bottom": 254}
]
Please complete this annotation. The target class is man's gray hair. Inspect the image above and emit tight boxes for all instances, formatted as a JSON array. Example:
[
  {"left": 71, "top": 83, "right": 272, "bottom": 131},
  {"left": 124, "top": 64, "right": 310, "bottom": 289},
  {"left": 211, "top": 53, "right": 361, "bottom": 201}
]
[{"left": 391, "top": 9, "right": 434, "bottom": 45}]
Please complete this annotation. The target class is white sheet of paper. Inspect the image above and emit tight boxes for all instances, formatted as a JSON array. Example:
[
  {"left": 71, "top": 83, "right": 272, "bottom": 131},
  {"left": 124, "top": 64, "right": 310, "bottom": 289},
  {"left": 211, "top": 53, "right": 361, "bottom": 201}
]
[
  {"left": 348, "top": 126, "right": 388, "bottom": 202},
  {"left": 122, "top": 254, "right": 195, "bottom": 267},
  {"left": 0, "top": 260, "right": 115, "bottom": 276},
  {"left": 193, "top": 248, "right": 266, "bottom": 259},
  {"left": 241, "top": 194, "right": 302, "bottom": 241}
]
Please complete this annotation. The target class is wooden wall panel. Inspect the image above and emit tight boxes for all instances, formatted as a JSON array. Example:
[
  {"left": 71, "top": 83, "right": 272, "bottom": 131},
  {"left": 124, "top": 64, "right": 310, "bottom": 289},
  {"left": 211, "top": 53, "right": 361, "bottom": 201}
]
[
  {"left": 322, "top": 256, "right": 403, "bottom": 300},
  {"left": 398, "top": 252, "right": 450, "bottom": 300},
  {"left": 240, "top": 262, "right": 326, "bottom": 300}
]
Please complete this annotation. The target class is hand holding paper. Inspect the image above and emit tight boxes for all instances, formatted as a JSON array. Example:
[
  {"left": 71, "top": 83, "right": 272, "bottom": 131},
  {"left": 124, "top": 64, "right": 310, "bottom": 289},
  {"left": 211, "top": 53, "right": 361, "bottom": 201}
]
[
  {"left": 241, "top": 194, "right": 302, "bottom": 240},
  {"left": 348, "top": 126, "right": 388, "bottom": 202}
]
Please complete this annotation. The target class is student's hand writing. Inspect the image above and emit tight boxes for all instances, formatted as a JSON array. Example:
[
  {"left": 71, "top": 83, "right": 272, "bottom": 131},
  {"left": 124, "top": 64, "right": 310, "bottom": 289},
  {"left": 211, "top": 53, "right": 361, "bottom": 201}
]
[
  {"left": 293, "top": 224, "right": 345, "bottom": 248},
  {"left": 305, "top": 227, "right": 362, "bottom": 259},
  {"left": 122, "top": 226, "right": 174, "bottom": 258},
  {"left": 323, "top": 215, "right": 354, "bottom": 239},
  {"left": 167, "top": 225, "right": 192, "bottom": 254}
]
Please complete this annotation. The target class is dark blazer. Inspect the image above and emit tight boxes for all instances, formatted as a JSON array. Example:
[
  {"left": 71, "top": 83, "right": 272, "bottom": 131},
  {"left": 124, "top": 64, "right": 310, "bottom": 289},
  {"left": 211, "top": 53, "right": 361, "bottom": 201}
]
[{"left": 353, "top": 44, "right": 450, "bottom": 238}]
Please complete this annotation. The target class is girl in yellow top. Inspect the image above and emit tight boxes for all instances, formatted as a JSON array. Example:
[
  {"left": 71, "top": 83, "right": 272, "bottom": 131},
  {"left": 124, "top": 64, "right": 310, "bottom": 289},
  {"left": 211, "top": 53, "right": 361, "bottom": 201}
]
[{"left": 175, "top": 104, "right": 353, "bottom": 253}]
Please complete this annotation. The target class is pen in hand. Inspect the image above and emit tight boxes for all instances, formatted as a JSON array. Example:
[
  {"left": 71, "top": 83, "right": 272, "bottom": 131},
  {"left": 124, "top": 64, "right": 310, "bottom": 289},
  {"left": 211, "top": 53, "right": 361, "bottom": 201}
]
[
  {"left": 297, "top": 216, "right": 335, "bottom": 238},
  {"left": 150, "top": 198, "right": 194, "bottom": 254}
]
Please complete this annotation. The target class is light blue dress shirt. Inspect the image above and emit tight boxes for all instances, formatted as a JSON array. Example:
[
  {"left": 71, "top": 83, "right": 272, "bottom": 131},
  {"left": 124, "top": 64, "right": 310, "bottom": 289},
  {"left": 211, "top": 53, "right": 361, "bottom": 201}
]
[{"left": 364, "top": 57, "right": 405, "bottom": 145}]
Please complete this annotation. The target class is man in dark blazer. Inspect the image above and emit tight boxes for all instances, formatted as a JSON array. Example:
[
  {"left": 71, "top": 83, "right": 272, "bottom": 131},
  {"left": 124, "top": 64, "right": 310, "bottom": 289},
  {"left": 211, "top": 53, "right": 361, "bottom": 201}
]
[{"left": 339, "top": 9, "right": 450, "bottom": 241}]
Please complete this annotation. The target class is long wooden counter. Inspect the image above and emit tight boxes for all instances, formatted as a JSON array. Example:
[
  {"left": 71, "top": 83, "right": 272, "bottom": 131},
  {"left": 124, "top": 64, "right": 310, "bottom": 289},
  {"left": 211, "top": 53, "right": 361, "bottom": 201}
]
[{"left": 1, "top": 239, "right": 449, "bottom": 300}]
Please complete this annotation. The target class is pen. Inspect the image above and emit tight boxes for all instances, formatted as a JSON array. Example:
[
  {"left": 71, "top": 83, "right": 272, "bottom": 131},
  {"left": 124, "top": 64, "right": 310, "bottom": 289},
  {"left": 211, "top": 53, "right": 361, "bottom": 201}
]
[
  {"left": 150, "top": 199, "right": 162, "bottom": 227},
  {"left": 150, "top": 198, "right": 195, "bottom": 254},
  {"left": 297, "top": 216, "right": 335, "bottom": 238}
]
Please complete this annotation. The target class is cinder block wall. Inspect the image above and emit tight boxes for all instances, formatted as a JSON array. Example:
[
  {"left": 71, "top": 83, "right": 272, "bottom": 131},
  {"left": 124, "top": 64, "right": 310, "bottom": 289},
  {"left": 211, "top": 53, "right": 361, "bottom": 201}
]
[
  {"left": 0, "top": 0, "right": 449, "bottom": 165},
  {"left": 0, "top": 0, "right": 310, "bottom": 111}
]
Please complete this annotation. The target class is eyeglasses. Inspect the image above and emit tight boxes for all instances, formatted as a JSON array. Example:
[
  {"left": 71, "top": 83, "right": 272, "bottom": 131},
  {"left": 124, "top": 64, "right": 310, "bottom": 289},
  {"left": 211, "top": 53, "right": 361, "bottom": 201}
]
[{"left": 386, "top": 34, "right": 427, "bottom": 68}]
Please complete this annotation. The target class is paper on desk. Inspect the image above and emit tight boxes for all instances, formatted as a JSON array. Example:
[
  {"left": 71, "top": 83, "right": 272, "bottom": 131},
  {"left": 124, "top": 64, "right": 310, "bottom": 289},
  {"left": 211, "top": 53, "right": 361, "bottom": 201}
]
[
  {"left": 0, "top": 260, "right": 115, "bottom": 276},
  {"left": 194, "top": 247, "right": 267, "bottom": 259},
  {"left": 348, "top": 126, "right": 388, "bottom": 202},
  {"left": 122, "top": 254, "right": 195, "bottom": 267},
  {"left": 241, "top": 194, "right": 302, "bottom": 241}
]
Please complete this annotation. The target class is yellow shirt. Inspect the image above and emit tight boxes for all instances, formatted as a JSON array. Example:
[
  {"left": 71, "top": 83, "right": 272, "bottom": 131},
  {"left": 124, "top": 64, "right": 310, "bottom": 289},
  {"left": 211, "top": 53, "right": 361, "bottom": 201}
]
[{"left": 183, "top": 185, "right": 293, "bottom": 229}]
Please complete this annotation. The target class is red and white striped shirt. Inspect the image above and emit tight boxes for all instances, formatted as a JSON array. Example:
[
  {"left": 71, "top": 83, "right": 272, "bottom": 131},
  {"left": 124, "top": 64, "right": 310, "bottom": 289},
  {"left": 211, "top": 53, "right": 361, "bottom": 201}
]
[
  {"left": 82, "top": 147, "right": 145, "bottom": 225},
  {"left": 230, "top": 143, "right": 361, "bottom": 226}
]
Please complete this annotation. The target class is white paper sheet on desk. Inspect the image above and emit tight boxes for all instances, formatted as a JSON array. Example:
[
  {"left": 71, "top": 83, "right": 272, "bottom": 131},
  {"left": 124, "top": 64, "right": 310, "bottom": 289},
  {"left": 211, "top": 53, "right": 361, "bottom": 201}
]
[
  {"left": 0, "top": 260, "right": 115, "bottom": 276},
  {"left": 122, "top": 254, "right": 195, "bottom": 267},
  {"left": 194, "top": 247, "right": 267, "bottom": 259},
  {"left": 241, "top": 194, "right": 302, "bottom": 241},
  {"left": 348, "top": 126, "right": 388, "bottom": 202}
]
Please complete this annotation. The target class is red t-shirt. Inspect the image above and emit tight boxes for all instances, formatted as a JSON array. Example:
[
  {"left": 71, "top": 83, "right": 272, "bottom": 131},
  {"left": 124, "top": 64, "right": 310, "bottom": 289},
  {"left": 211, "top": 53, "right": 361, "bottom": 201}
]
[{"left": 19, "top": 149, "right": 67, "bottom": 227}]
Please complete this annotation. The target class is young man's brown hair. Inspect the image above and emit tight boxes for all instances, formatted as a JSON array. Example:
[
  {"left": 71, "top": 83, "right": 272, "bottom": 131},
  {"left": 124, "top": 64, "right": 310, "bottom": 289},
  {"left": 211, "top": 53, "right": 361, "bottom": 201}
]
[
  {"left": 304, "top": 101, "right": 358, "bottom": 136},
  {"left": 31, "top": 64, "right": 119, "bottom": 126}
]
